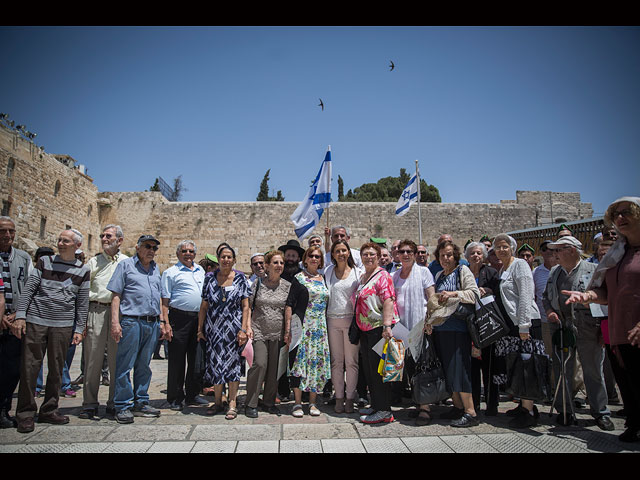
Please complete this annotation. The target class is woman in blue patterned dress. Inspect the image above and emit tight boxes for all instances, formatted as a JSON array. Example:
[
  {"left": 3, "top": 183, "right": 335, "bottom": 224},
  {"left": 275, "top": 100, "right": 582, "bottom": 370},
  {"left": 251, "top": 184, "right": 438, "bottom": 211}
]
[
  {"left": 197, "top": 244, "right": 251, "bottom": 420},
  {"left": 289, "top": 246, "right": 331, "bottom": 417}
]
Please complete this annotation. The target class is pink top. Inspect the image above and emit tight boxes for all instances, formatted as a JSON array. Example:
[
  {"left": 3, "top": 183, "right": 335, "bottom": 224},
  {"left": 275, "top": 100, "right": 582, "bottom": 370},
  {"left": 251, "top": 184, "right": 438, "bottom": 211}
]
[
  {"left": 353, "top": 268, "right": 399, "bottom": 331},
  {"left": 604, "top": 245, "right": 640, "bottom": 346}
]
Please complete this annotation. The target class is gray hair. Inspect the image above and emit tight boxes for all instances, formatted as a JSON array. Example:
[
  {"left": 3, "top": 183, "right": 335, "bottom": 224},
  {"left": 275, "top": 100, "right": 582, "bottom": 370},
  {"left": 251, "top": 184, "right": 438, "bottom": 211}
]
[
  {"left": 103, "top": 224, "right": 124, "bottom": 239},
  {"left": 68, "top": 228, "right": 83, "bottom": 244},
  {"left": 492, "top": 233, "right": 517, "bottom": 254},
  {"left": 464, "top": 241, "right": 488, "bottom": 260},
  {"left": 0, "top": 216, "right": 15, "bottom": 226},
  {"left": 331, "top": 225, "right": 350, "bottom": 237},
  {"left": 176, "top": 239, "right": 197, "bottom": 254},
  {"left": 307, "top": 234, "right": 323, "bottom": 246}
]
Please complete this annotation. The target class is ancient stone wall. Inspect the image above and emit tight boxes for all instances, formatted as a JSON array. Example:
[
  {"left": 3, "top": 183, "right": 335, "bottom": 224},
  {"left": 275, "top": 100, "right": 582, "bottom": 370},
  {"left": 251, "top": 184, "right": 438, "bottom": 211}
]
[{"left": 1, "top": 121, "right": 593, "bottom": 272}]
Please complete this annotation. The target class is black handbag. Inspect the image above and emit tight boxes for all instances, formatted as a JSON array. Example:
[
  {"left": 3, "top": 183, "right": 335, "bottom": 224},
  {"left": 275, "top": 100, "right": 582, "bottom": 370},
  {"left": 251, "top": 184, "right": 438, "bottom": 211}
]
[
  {"left": 505, "top": 340, "right": 552, "bottom": 402},
  {"left": 411, "top": 334, "right": 451, "bottom": 405},
  {"left": 466, "top": 293, "right": 509, "bottom": 349}
]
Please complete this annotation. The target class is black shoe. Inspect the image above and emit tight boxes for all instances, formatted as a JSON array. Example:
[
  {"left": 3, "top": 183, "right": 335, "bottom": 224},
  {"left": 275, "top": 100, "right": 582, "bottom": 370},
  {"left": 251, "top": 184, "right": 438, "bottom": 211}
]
[
  {"left": 78, "top": 408, "right": 98, "bottom": 420},
  {"left": 451, "top": 413, "right": 480, "bottom": 428},
  {"left": 596, "top": 415, "right": 615, "bottom": 431},
  {"left": 440, "top": 407, "right": 464, "bottom": 420},
  {"left": 105, "top": 406, "right": 116, "bottom": 418},
  {"left": 245, "top": 407, "right": 258, "bottom": 418},
  {"left": 619, "top": 427, "right": 640, "bottom": 443},
  {"left": 185, "top": 396, "right": 209, "bottom": 406},
  {"left": 0, "top": 409, "right": 17, "bottom": 429},
  {"left": 168, "top": 401, "right": 184, "bottom": 411},
  {"left": 506, "top": 405, "right": 526, "bottom": 417},
  {"left": 152, "top": 354, "right": 164, "bottom": 360},
  {"left": 555, "top": 412, "right": 577, "bottom": 426},
  {"left": 264, "top": 405, "right": 282, "bottom": 416},
  {"left": 509, "top": 410, "right": 537, "bottom": 429}
]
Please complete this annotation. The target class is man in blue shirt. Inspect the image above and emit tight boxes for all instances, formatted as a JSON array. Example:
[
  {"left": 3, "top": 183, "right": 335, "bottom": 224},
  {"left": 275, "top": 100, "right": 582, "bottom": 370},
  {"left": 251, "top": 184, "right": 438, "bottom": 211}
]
[
  {"left": 108, "top": 234, "right": 167, "bottom": 424},
  {"left": 161, "top": 240, "right": 206, "bottom": 411}
]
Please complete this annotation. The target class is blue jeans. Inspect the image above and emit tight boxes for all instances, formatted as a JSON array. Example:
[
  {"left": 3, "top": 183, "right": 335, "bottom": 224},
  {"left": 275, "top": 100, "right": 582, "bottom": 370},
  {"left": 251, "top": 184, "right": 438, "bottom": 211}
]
[{"left": 113, "top": 316, "right": 159, "bottom": 412}]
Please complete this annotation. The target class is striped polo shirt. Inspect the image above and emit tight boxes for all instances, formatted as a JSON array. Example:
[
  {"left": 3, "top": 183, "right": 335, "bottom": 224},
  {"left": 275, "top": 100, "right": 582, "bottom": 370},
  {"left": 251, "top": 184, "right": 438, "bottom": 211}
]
[{"left": 15, "top": 255, "right": 90, "bottom": 334}]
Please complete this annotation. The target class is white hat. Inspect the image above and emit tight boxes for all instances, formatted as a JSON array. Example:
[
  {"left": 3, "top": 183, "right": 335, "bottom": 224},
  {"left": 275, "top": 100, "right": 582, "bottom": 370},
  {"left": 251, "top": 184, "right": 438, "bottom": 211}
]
[
  {"left": 426, "top": 295, "right": 461, "bottom": 327},
  {"left": 549, "top": 236, "right": 582, "bottom": 249}
]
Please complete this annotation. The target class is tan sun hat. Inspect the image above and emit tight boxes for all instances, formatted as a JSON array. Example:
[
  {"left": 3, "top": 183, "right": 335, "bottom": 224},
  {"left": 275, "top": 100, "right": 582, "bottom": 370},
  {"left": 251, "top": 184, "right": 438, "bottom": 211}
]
[{"left": 426, "top": 294, "right": 461, "bottom": 327}]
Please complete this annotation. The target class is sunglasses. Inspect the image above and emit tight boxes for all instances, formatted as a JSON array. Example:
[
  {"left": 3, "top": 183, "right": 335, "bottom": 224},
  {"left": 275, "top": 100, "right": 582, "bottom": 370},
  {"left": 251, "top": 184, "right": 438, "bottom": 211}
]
[
  {"left": 307, "top": 254, "right": 322, "bottom": 259},
  {"left": 142, "top": 244, "right": 158, "bottom": 251},
  {"left": 398, "top": 249, "right": 414, "bottom": 255},
  {"left": 181, "top": 249, "right": 195, "bottom": 254}
]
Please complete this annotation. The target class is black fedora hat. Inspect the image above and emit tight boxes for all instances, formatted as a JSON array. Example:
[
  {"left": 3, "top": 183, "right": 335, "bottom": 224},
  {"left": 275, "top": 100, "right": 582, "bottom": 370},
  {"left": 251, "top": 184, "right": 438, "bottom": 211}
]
[{"left": 278, "top": 239, "right": 306, "bottom": 257}]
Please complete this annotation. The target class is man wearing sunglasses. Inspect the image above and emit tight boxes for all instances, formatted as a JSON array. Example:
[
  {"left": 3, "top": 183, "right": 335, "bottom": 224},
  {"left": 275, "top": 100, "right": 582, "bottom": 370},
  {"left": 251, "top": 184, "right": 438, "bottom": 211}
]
[
  {"left": 79, "top": 225, "right": 128, "bottom": 420},
  {"left": 107, "top": 234, "right": 166, "bottom": 423},
  {"left": 161, "top": 240, "right": 206, "bottom": 411}
]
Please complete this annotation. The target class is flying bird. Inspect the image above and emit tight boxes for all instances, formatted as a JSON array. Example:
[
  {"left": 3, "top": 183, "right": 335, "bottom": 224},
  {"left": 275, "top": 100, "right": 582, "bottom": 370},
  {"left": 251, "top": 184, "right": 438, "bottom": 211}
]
[
  {"left": 318, "top": 98, "right": 324, "bottom": 111},
  {"left": 389, "top": 60, "right": 395, "bottom": 71}
]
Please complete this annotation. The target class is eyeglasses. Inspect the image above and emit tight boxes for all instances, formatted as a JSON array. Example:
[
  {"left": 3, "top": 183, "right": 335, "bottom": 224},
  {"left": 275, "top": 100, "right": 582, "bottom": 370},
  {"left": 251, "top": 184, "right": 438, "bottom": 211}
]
[
  {"left": 612, "top": 208, "right": 632, "bottom": 219},
  {"left": 417, "top": 251, "right": 427, "bottom": 255},
  {"left": 181, "top": 249, "right": 195, "bottom": 254},
  {"left": 307, "top": 254, "right": 322, "bottom": 259},
  {"left": 99, "top": 233, "right": 114, "bottom": 239},
  {"left": 398, "top": 249, "right": 414, "bottom": 255},
  {"left": 251, "top": 261, "right": 264, "bottom": 266},
  {"left": 0, "top": 229, "right": 16, "bottom": 234},
  {"left": 142, "top": 244, "right": 158, "bottom": 251}
]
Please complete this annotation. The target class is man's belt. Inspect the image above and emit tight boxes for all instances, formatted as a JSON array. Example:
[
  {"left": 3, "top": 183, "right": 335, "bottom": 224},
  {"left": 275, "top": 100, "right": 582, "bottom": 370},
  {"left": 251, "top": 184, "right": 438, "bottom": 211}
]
[
  {"left": 124, "top": 314, "right": 160, "bottom": 322},
  {"left": 169, "top": 307, "right": 199, "bottom": 317}
]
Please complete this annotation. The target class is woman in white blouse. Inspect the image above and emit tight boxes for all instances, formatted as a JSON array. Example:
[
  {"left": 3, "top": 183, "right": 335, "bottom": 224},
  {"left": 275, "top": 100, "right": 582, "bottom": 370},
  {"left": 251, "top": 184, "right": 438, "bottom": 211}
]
[{"left": 325, "top": 240, "right": 362, "bottom": 413}]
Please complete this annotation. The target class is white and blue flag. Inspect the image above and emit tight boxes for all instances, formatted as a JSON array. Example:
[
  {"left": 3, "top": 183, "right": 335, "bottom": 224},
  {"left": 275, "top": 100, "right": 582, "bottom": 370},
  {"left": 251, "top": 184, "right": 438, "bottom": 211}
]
[
  {"left": 290, "top": 147, "right": 332, "bottom": 240},
  {"left": 395, "top": 173, "right": 418, "bottom": 216}
]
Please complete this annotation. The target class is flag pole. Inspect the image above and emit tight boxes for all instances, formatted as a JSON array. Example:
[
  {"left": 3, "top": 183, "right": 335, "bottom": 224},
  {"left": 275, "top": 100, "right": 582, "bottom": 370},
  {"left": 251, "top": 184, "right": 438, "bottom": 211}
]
[
  {"left": 415, "top": 159, "right": 422, "bottom": 245},
  {"left": 326, "top": 146, "right": 331, "bottom": 239}
]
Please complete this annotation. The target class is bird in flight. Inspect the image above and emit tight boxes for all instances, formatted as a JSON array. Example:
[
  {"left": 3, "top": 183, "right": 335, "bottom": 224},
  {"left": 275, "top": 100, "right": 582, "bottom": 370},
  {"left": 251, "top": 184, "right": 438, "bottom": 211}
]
[
  {"left": 318, "top": 98, "right": 324, "bottom": 111},
  {"left": 389, "top": 60, "right": 395, "bottom": 71}
]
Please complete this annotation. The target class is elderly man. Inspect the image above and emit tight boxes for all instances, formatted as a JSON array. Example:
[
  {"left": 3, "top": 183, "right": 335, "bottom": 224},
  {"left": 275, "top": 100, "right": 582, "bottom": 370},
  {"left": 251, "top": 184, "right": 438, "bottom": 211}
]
[
  {"left": 13, "top": 229, "right": 89, "bottom": 433},
  {"left": 108, "top": 234, "right": 168, "bottom": 424},
  {"left": 542, "top": 235, "right": 614, "bottom": 431},
  {"left": 248, "top": 253, "right": 266, "bottom": 283},
  {"left": 79, "top": 225, "right": 128, "bottom": 420},
  {"left": 379, "top": 248, "right": 392, "bottom": 268},
  {"left": 161, "top": 240, "right": 206, "bottom": 411},
  {"left": 385, "top": 239, "right": 402, "bottom": 273},
  {"left": 416, "top": 244, "right": 428, "bottom": 267},
  {"left": 0, "top": 217, "right": 33, "bottom": 429},
  {"left": 323, "top": 225, "right": 363, "bottom": 270}
]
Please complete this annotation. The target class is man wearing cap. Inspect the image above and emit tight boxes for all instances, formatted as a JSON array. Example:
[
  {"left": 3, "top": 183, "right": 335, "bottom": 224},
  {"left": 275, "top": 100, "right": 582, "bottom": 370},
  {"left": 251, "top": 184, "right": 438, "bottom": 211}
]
[
  {"left": 161, "top": 240, "right": 207, "bottom": 411},
  {"left": 249, "top": 253, "right": 266, "bottom": 283},
  {"left": 542, "top": 235, "right": 614, "bottom": 431},
  {"left": 517, "top": 243, "right": 536, "bottom": 270},
  {"left": 79, "top": 224, "right": 128, "bottom": 420},
  {"left": 108, "top": 234, "right": 167, "bottom": 424},
  {"left": 532, "top": 240, "right": 558, "bottom": 358}
]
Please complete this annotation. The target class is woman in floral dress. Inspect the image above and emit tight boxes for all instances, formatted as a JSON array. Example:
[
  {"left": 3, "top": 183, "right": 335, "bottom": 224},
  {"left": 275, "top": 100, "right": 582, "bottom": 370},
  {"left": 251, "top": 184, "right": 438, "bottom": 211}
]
[{"left": 289, "top": 246, "right": 331, "bottom": 417}]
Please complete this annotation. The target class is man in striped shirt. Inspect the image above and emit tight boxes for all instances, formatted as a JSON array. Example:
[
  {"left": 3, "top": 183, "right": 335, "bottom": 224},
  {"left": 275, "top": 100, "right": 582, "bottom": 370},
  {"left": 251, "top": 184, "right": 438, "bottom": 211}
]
[{"left": 12, "top": 229, "right": 90, "bottom": 433}]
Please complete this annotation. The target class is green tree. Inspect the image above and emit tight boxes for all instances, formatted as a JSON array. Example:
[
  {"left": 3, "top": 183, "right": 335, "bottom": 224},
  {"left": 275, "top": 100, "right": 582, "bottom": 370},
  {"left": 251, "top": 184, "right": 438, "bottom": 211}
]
[
  {"left": 338, "top": 175, "right": 344, "bottom": 201},
  {"left": 342, "top": 168, "right": 441, "bottom": 203},
  {"left": 149, "top": 178, "right": 160, "bottom": 191},
  {"left": 257, "top": 169, "right": 285, "bottom": 201}
]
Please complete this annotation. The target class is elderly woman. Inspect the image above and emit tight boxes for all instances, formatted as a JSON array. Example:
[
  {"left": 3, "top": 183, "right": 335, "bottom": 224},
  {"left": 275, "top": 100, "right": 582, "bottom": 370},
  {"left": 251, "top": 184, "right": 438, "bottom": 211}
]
[
  {"left": 425, "top": 240, "right": 481, "bottom": 427},
  {"left": 391, "top": 239, "right": 435, "bottom": 425},
  {"left": 197, "top": 244, "right": 251, "bottom": 420},
  {"left": 353, "top": 242, "right": 399, "bottom": 424},
  {"left": 243, "top": 250, "right": 293, "bottom": 418},
  {"left": 289, "top": 246, "right": 331, "bottom": 417},
  {"left": 491, "top": 233, "right": 544, "bottom": 429},
  {"left": 563, "top": 197, "right": 640, "bottom": 443},
  {"left": 324, "top": 240, "right": 362, "bottom": 413},
  {"left": 465, "top": 241, "right": 501, "bottom": 416}
]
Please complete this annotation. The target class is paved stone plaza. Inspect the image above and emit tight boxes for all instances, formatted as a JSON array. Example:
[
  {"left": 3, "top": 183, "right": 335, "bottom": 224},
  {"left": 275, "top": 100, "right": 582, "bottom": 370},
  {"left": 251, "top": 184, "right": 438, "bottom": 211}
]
[{"left": 0, "top": 350, "right": 638, "bottom": 454}]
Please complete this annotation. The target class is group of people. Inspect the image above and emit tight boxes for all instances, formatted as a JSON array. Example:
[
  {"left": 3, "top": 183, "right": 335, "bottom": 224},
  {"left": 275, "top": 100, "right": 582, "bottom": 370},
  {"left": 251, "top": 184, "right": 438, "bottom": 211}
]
[{"left": 0, "top": 196, "right": 638, "bottom": 442}]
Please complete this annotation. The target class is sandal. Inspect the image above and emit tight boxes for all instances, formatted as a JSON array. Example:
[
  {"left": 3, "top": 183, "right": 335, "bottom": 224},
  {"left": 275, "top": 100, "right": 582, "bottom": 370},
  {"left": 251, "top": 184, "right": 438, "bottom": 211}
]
[
  {"left": 206, "top": 405, "right": 224, "bottom": 416},
  {"left": 415, "top": 408, "right": 432, "bottom": 426},
  {"left": 225, "top": 406, "right": 238, "bottom": 420}
]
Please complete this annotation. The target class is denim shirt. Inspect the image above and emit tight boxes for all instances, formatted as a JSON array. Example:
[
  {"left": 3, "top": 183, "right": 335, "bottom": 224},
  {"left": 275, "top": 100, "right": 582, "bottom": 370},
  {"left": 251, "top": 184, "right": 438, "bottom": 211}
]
[{"left": 107, "top": 255, "right": 162, "bottom": 317}]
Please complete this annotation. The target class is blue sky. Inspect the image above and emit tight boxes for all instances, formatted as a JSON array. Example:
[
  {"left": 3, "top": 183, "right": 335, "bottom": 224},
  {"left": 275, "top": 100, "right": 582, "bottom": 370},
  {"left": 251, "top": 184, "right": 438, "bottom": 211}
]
[{"left": 1, "top": 26, "right": 639, "bottom": 217}]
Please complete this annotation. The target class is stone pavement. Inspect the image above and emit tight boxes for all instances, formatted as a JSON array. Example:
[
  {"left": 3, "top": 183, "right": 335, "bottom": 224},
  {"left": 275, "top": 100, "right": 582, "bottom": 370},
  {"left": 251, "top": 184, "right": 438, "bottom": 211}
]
[{"left": 1, "top": 349, "right": 638, "bottom": 454}]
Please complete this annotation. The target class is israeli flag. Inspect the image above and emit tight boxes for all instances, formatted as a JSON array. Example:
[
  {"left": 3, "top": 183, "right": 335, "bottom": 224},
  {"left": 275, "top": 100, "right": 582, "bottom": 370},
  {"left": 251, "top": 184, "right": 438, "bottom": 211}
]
[
  {"left": 395, "top": 173, "right": 418, "bottom": 216},
  {"left": 290, "top": 147, "right": 332, "bottom": 240}
]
